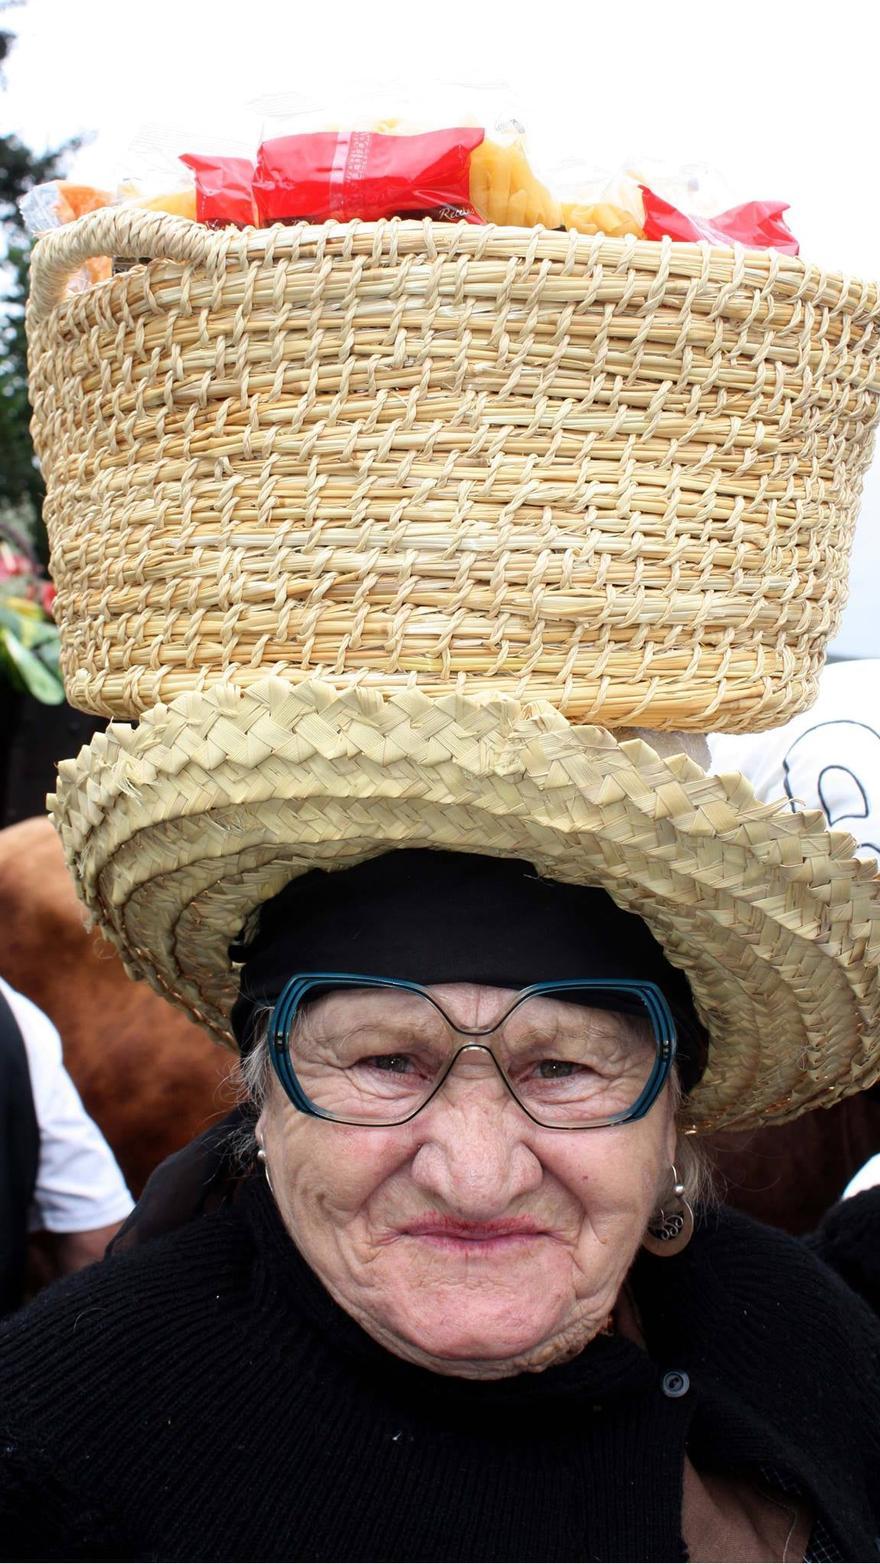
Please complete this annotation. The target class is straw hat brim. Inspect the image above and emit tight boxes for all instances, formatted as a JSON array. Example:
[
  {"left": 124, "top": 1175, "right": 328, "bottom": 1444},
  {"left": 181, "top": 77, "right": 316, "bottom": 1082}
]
[{"left": 49, "top": 676, "right": 880, "bottom": 1134}]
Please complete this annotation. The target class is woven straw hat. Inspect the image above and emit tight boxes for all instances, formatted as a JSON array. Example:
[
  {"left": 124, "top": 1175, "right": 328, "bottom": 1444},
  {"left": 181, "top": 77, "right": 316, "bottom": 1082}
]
[{"left": 49, "top": 674, "right": 880, "bottom": 1135}]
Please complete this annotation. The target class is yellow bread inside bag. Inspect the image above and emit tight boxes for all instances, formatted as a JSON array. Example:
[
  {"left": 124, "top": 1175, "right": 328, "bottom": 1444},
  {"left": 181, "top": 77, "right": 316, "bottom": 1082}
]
[
  {"left": 559, "top": 173, "right": 645, "bottom": 237},
  {"left": 469, "top": 138, "right": 561, "bottom": 228},
  {"left": 561, "top": 199, "right": 645, "bottom": 237},
  {"left": 131, "top": 188, "right": 198, "bottom": 220}
]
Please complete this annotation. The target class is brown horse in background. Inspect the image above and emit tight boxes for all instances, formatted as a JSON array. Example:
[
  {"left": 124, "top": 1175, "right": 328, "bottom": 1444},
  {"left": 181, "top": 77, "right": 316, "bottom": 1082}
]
[
  {"left": 0, "top": 816, "right": 232, "bottom": 1195},
  {"left": 1, "top": 815, "right": 877, "bottom": 1227}
]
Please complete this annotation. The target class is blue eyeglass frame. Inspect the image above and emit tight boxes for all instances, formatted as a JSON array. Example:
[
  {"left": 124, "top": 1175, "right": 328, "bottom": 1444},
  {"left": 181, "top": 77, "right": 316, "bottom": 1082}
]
[{"left": 266, "top": 973, "right": 678, "bottom": 1130}]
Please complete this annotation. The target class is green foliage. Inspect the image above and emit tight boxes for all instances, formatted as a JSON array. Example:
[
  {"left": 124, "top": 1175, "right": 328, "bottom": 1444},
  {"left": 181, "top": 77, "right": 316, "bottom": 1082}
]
[
  {"left": 0, "top": 138, "right": 78, "bottom": 553},
  {"left": 0, "top": 622, "right": 64, "bottom": 702},
  {"left": 0, "top": 15, "right": 80, "bottom": 555},
  {"left": 1, "top": 242, "right": 41, "bottom": 526},
  {"left": 0, "top": 10, "right": 77, "bottom": 699},
  {"left": 0, "top": 541, "right": 63, "bottom": 703}
]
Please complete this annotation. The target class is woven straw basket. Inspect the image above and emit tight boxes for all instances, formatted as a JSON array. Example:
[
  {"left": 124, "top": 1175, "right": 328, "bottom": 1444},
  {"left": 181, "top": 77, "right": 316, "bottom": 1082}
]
[{"left": 27, "top": 209, "right": 880, "bottom": 728}]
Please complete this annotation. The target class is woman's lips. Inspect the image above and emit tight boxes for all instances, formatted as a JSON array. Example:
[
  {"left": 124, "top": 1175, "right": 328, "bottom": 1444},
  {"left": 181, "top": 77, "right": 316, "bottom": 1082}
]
[{"left": 399, "top": 1217, "right": 551, "bottom": 1252}]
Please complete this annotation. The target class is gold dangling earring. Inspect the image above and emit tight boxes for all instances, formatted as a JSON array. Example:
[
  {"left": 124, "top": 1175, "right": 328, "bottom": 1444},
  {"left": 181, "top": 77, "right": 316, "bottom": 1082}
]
[{"left": 642, "top": 1164, "right": 694, "bottom": 1257}]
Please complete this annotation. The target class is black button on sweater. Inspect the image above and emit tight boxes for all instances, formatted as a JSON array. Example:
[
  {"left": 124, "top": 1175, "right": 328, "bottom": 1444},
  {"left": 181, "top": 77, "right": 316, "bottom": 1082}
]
[{"left": 0, "top": 1177, "right": 878, "bottom": 1563}]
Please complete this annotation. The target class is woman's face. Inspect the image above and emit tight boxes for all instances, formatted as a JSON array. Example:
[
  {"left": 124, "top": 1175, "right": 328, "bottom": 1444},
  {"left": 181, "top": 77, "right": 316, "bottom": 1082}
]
[{"left": 257, "top": 982, "right": 677, "bottom": 1379}]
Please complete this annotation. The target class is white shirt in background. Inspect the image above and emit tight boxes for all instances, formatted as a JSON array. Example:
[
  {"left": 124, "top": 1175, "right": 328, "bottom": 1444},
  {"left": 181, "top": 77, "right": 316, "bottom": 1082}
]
[
  {"left": 710, "top": 659, "right": 880, "bottom": 864},
  {"left": 0, "top": 976, "right": 134, "bottom": 1234},
  {"left": 844, "top": 1155, "right": 880, "bottom": 1198}
]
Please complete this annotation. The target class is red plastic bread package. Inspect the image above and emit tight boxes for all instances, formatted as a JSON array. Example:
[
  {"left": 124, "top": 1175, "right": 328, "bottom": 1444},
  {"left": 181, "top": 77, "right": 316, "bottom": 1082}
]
[
  {"left": 641, "top": 187, "right": 799, "bottom": 254},
  {"left": 254, "top": 127, "right": 486, "bottom": 224},
  {"left": 179, "top": 153, "right": 256, "bottom": 226}
]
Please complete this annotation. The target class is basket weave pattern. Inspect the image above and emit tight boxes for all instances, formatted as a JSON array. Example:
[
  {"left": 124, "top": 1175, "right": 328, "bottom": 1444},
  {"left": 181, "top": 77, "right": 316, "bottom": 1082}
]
[{"left": 27, "top": 212, "right": 880, "bottom": 728}]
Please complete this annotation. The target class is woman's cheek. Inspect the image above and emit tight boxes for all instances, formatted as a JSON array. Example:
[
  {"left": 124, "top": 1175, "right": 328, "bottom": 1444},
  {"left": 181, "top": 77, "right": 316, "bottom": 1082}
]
[
  {"left": 265, "top": 1101, "right": 414, "bottom": 1227},
  {"left": 550, "top": 1117, "right": 669, "bottom": 1232}
]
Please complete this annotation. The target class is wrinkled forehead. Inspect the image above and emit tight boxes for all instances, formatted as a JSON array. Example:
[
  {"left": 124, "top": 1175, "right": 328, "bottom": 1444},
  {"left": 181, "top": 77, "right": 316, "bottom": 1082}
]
[{"left": 298, "top": 981, "right": 645, "bottom": 1037}]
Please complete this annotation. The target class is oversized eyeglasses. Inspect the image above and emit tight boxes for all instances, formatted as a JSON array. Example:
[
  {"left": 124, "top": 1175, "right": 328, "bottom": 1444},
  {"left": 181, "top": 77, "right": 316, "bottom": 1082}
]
[{"left": 267, "top": 975, "right": 677, "bottom": 1130}]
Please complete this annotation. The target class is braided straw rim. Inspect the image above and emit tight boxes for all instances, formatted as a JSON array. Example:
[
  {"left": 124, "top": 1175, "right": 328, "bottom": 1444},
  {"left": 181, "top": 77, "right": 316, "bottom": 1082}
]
[
  {"left": 26, "top": 207, "right": 880, "bottom": 324},
  {"left": 48, "top": 676, "right": 880, "bottom": 1134}
]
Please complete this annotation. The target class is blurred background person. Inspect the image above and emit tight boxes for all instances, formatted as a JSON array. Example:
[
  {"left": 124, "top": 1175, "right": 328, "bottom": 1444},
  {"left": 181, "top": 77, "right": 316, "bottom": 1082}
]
[
  {"left": 706, "top": 659, "right": 880, "bottom": 1230},
  {"left": 0, "top": 975, "right": 133, "bottom": 1317}
]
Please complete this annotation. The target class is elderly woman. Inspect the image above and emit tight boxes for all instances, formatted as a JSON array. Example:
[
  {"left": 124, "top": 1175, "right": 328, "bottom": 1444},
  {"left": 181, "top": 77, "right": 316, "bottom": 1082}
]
[{"left": 1, "top": 687, "right": 879, "bottom": 1563}]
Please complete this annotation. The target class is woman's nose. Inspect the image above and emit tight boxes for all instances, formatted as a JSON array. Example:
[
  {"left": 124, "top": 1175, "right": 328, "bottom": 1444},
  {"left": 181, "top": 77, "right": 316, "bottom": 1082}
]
[{"left": 408, "top": 1048, "right": 543, "bottom": 1215}]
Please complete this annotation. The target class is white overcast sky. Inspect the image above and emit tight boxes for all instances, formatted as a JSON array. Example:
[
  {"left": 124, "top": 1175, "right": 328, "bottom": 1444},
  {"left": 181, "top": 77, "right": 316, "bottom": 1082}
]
[{"left": 4, "top": 0, "right": 880, "bottom": 655}]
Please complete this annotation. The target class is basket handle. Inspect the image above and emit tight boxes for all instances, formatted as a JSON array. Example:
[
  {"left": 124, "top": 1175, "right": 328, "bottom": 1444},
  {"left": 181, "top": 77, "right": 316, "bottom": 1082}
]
[{"left": 27, "top": 208, "right": 227, "bottom": 322}]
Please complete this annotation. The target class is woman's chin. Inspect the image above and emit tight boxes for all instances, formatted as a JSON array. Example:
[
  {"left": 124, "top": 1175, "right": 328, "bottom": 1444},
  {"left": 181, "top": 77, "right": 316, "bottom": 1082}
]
[
  {"left": 364, "top": 1244, "right": 584, "bottom": 1368},
  {"left": 383, "top": 1287, "right": 573, "bottom": 1369}
]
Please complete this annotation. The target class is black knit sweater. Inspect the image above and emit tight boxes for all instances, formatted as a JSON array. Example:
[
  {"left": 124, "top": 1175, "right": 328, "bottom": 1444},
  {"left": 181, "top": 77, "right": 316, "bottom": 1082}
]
[{"left": 1, "top": 1177, "right": 878, "bottom": 1563}]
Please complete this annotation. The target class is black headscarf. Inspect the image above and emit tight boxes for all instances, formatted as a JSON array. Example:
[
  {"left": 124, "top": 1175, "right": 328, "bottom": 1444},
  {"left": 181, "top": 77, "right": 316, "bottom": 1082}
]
[{"left": 230, "top": 849, "right": 708, "bottom": 1092}]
